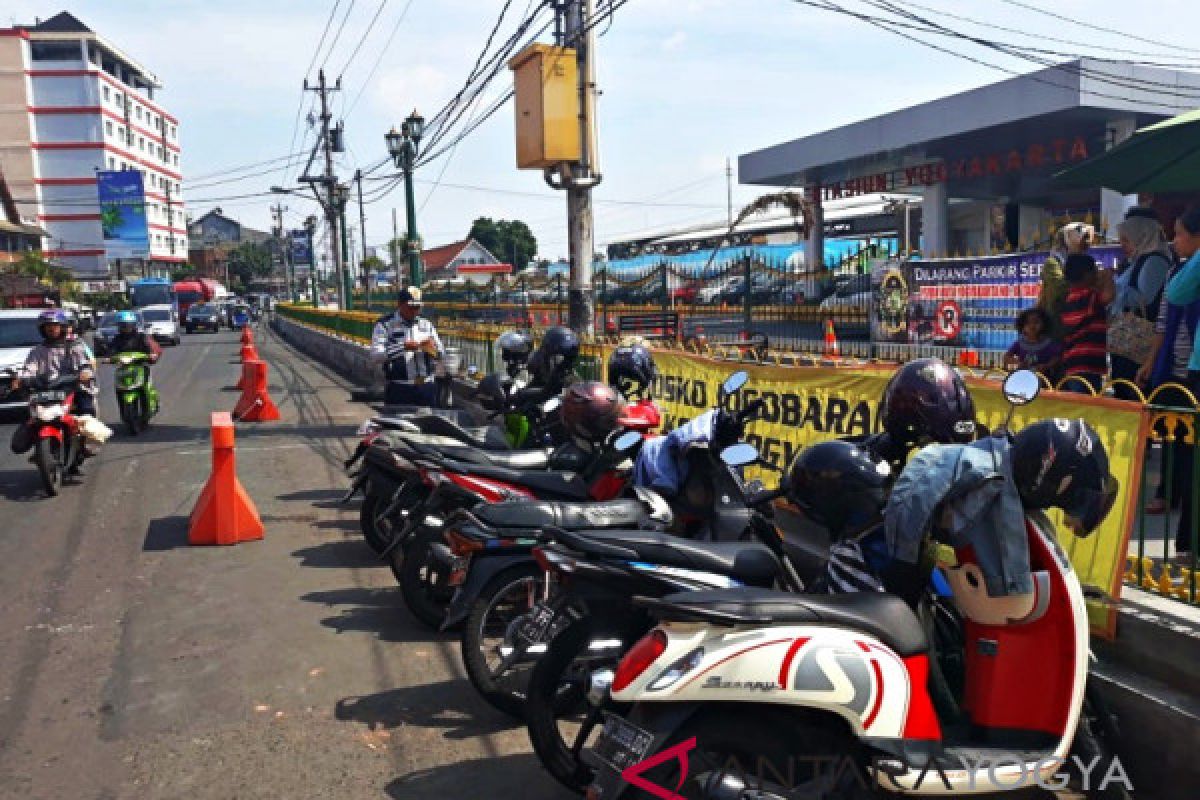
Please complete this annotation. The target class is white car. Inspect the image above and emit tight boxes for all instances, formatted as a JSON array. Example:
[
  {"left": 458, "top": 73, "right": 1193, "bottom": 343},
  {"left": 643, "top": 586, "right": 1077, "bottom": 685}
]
[
  {"left": 0, "top": 309, "right": 46, "bottom": 412},
  {"left": 139, "top": 304, "right": 181, "bottom": 346}
]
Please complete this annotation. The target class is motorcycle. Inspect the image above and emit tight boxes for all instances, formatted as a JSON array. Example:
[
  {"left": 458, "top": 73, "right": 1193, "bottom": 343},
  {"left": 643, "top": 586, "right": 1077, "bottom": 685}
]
[
  {"left": 584, "top": 372, "right": 1122, "bottom": 800},
  {"left": 22, "top": 374, "right": 86, "bottom": 496},
  {"left": 112, "top": 351, "right": 158, "bottom": 435},
  {"left": 230, "top": 307, "right": 250, "bottom": 330}
]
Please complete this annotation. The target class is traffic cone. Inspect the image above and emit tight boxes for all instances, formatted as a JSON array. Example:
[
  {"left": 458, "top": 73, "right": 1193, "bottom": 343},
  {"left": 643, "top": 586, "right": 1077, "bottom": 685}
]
[
  {"left": 188, "top": 412, "right": 264, "bottom": 546},
  {"left": 823, "top": 319, "right": 840, "bottom": 357},
  {"left": 240, "top": 326, "right": 254, "bottom": 346},
  {"left": 233, "top": 360, "right": 281, "bottom": 422},
  {"left": 240, "top": 342, "right": 259, "bottom": 362}
]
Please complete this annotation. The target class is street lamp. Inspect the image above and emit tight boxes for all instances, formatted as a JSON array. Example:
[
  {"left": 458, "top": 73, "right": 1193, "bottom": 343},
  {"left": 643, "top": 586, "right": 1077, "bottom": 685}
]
[{"left": 385, "top": 109, "right": 426, "bottom": 287}]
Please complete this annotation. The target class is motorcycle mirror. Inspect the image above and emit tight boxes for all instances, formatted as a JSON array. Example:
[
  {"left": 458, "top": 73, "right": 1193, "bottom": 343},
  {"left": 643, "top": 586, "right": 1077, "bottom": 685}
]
[
  {"left": 720, "top": 442, "right": 759, "bottom": 467},
  {"left": 542, "top": 396, "right": 561, "bottom": 414},
  {"left": 613, "top": 430, "right": 643, "bottom": 452},
  {"left": 1003, "top": 369, "right": 1040, "bottom": 406},
  {"left": 720, "top": 371, "right": 749, "bottom": 399}
]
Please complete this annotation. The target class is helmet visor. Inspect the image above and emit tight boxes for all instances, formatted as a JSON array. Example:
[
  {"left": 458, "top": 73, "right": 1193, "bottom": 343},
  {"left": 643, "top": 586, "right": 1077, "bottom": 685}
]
[{"left": 1062, "top": 473, "right": 1118, "bottom": 537}]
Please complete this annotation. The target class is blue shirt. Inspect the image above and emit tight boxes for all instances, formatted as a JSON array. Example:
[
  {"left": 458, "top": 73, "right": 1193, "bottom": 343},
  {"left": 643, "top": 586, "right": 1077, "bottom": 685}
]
[{"left": 1165, "top": 250, "right": 1200, "bottom": 372}]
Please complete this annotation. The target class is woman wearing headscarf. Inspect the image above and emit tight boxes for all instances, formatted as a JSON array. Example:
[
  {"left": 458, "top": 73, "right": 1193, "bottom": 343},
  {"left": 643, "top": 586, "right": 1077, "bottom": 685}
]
[{"left": 1110, "top": 215, "right": 1173, "bottom": 396}]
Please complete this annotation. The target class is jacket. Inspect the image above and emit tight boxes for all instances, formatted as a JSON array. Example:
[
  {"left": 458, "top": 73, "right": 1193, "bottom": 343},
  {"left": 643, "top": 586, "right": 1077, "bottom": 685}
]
[
  {"left": 633, "top": 410, "right": 716, "bottom": 495},
  {"left": 108, "top": 332, "right": 162, "bottom": 359},
  {"left": 1165, "top": 250, "right": 1200, "bottom": 372},
  {"left": 20, "top": 340, "right": 96, "bottom": 393},
  {"left": 369, "top": 312, "right": 442, "bottom": 381},
  {"left": 1150, "top": 284, "right": 1200, "bottom": 388},
  {"left": 885, "top": 437, "right": 1032, "bottom": 597}
]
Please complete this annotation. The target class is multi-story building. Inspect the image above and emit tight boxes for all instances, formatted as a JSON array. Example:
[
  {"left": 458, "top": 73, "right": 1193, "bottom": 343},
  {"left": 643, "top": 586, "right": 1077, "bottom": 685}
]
[{"left": 0, "top": 11, "right": 185, "bottom": 278}]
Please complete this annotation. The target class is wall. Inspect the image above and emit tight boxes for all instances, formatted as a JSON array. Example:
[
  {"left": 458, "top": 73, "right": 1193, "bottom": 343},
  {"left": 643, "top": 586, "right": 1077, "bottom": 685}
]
[{"left": 272, "top": 314, "right": 382, "bottom": 389}]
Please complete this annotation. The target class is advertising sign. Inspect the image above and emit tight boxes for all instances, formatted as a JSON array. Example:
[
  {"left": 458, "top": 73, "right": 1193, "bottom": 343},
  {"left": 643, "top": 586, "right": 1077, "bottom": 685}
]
[
  {"left": 290, "top": 229, "right": 313, "bottom": 266},
  {"left": 870, "top": 245, "right": 1122, "bottom": 349},
  {"left": 96, "top": 170, "right": 149, "bottom": 259}
]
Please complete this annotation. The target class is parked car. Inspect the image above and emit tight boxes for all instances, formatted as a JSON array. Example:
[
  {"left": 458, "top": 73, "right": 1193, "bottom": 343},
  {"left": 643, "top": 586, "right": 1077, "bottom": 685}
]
[
  {"left": 185, "top": 303, "right": 221, "bottom": 333},
  {"left": 0, "top": 309, "right": 46, "bottom": 413},
  {"left": 139, "top": 304, "right": 181, "bottom": 346},
  {"left": 93, "top": 310, "right": 146, "bottom": 356}
]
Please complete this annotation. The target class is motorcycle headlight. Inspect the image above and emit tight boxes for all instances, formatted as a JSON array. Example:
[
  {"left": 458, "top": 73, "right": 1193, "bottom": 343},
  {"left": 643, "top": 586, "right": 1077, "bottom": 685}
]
[{"left": 35, "top": 403, "right": 66, "bottom": 421}]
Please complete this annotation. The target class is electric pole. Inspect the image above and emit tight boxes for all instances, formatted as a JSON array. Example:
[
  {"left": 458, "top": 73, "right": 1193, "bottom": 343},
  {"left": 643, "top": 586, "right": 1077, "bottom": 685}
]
[
  {"left": 301, "top": 70, "right": 346, "bottom": 310},
  {"left": 356, "top": 170, "right": 371, "bottom": 311},
  {"left": 271, "top": 201, "right": 293, "bottom": 301},
  {"left": 391, "top": 208, "right": 401, "bottom": 288},
  {"left": 165, "top": 182, "right": 177, "bottom": 256}
]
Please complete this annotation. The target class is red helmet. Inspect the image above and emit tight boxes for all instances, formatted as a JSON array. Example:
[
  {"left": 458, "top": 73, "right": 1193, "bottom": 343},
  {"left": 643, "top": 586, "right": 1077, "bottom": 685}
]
[
  {"left": 560, "top": 381, "right": 626, "bottom": 442},
  {"left": 879, "top": 358, "right": 976, "bottom": 449}
]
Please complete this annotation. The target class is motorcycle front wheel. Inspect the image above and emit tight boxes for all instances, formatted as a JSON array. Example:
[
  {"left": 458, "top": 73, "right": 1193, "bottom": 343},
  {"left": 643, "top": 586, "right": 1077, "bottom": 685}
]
[
  {"left": 397, "top": 525, "right": 455, "bottom": 629},
  {"left": 34, "top": 437, "right": 62, "bottom": 496}
]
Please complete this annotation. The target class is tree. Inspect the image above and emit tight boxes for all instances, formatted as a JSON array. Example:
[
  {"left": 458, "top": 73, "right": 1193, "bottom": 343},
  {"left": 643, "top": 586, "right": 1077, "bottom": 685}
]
[
  {"left": 226, "top": 242, "right": 273, "bottom": 290},
  {"left": 468, "top": 217, "right": 537, "bottom": 270},
  {"left": 360, "top": 255, "right": 385, "bottom": 286}
]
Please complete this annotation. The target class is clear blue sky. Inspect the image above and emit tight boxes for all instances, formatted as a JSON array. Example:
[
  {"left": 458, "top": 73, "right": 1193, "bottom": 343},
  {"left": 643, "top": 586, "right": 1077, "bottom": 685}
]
[{"left": 8, "top": 0, "right": 1200, "bottom": 260}]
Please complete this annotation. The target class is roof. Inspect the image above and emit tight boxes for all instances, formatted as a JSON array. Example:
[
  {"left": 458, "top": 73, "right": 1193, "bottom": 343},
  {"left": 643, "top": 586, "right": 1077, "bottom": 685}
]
[
  {"left": 739, "top": 58, "right": 1200, "bottom": 188},
  {"left": 17, "top": 12, "right": 161, "bottom": 90},
  {"left": 29, "top": 11, "right": 91, "bottom": 32},
  {"left": 421, "top": 239, "right": 470, "bottom": 271},
  {"left": 0, "top": 170, "right": 48, "bottom": 239}
]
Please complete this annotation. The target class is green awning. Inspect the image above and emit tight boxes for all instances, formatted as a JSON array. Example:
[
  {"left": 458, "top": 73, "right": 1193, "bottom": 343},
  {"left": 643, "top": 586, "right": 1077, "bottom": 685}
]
[{"left": 1055, "top": 107, "right": 1200, "bottom": 193}]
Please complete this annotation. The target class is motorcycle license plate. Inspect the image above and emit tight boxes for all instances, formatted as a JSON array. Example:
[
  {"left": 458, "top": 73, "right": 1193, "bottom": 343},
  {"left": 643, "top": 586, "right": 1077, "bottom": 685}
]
[
  {"left": 593, "top": 713, "right": 654, "bottom": 773},
  {"left": 517, "top": 603, "right": 557, "bottom": 646},
  {"left": 31, "top": 390, "right": 66, "bottom": 403}
]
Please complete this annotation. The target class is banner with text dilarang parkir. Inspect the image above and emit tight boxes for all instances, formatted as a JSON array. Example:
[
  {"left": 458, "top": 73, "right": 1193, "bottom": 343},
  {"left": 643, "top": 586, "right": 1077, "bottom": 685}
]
[{"left": 617, "top": 349, "right": 1147, "bottom": 637}]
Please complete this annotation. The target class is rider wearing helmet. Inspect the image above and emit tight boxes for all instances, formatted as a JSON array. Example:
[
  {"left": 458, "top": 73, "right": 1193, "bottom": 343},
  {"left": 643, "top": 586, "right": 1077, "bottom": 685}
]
[
  {"left": 107, "top": 311, "right": 162, "bottom": 362},
  {"left": 560, "top": 381, "right": 626, "bottom": 443},
  {"left": 1010, "top": 418, "right": 1118, "bottom": 537},
  {"left": 495, "top": 330, "right": 533, "bottom": 375},
  {"left": 16, "top": 309, "right": 98, "bottom": 416},
  {"left": 608, "top": 342, "right": 657, "bottom": 399}
]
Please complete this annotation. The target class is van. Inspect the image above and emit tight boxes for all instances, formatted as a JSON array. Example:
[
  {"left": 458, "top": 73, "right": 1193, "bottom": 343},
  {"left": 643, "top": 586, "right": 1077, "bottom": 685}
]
[{"left": 0, "top": 309, "right": 46, "bottom": 412}]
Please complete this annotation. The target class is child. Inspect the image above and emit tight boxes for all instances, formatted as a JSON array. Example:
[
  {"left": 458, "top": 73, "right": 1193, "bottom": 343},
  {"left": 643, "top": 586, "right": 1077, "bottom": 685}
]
[
  {"left": 1005, "top": 308, "right": 1062, "bottom": 377},
  {"left": 1059, "top": 253, "right": 1116, "bottom": 394}
]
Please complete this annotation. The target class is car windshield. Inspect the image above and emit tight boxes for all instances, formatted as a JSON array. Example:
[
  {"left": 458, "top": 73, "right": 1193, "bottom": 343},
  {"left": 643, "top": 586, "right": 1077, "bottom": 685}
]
[
  {"left": 189, "top": 305, "right": 214, "bottom": 317},
  {"left": 142, "top": 309, "right": 172, "bottom": 322},
  {"left": 0, "top": 318, "right": 43, "bottom": 348}
]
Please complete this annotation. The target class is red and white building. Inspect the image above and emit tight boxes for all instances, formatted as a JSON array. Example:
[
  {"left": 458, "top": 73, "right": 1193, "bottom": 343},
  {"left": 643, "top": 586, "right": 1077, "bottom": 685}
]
[
  {"left": 420, "top": 238, "right": 512, "bottom": 286},
  {"left": 0, "top": 12, "right": 185, "bottom": 278}
]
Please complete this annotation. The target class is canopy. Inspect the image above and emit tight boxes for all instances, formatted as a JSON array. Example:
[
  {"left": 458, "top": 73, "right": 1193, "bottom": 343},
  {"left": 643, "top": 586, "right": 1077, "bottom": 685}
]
[{"left": 1055, "top": 108, "right": 1200, "bottom": 193}]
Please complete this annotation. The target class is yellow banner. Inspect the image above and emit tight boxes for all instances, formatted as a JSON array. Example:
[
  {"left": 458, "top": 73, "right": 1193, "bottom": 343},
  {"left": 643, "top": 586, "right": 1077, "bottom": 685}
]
[{"left": 613, "top": 349, "right": 1147, "bottom": 637}]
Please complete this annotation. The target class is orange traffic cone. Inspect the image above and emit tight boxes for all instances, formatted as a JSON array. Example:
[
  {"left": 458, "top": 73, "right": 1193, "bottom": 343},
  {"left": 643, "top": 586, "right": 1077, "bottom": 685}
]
[
  {"left": 824, "top": 319, "right": 840, "bottom": 357},
  {"left": 240, "top": 326, "right": 254, "bottom": 346},
  {"left": 188, "top": 412, "right": 264, "bottom": 546},
  {"left": 240, "top": 342, "right": 259, "bottom": 362},
  {"left": 233, "top": 360, "right": 281, "bottom": 422}
]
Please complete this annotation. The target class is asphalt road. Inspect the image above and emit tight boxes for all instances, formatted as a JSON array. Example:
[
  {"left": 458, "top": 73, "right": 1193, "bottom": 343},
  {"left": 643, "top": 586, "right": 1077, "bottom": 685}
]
[{"left": 0, "top": 326, "right": 566, "bottom": 799}]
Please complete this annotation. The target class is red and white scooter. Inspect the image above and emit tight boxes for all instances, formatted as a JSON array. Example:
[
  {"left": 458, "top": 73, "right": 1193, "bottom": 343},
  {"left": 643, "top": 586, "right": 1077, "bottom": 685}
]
[{"left": 585, "top": 372, "right": 1109, "bottom": 799}]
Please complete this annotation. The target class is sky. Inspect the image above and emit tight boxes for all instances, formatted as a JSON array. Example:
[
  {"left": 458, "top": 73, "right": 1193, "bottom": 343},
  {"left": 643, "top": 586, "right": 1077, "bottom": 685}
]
[{"left": 8, "top": 0, "right": 1200, "bottom": 263}]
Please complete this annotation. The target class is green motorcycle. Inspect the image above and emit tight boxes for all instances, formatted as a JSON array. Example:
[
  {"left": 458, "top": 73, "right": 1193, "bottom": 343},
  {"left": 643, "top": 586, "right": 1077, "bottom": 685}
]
[{"left": 112, "top": 352, "right": 159, "bottom": 435}]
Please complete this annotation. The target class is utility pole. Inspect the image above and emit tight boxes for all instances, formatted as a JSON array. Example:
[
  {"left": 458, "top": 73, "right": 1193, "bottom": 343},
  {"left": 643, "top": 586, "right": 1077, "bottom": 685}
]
[
  {"left": 301, "top": 70, "right": 346, "bottom": 310},
  {"left": 165, "top": 182, "right": 177, "bottom": 256},
  {"left": 547, "top": 0, "right": 601, "bottom": 336},
  {"left": 271, "top": 201, "right": 293, "bottom": 302},
  {"left": 356, "top": 170, "right": 371, "bottom": 311},
  {"left": 726, "top": 157, "right": 734, "bottom": 228},
  {"left": 391, "top": 208, "right": 401, "bottom": 288}
]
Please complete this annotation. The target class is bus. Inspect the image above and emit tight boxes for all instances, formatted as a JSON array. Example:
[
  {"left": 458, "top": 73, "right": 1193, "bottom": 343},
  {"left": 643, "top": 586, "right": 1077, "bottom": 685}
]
[{"left": 130, "top": 277, "right": 176, "bottom": 311}]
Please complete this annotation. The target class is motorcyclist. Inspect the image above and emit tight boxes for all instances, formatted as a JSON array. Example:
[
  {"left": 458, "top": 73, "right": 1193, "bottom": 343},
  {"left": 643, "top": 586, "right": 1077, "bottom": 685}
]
[
  {"left": 370, "top": 287, "right": 443, "bottom": 406},
  {"left": 14, "top": 310, "right": 97, "bottom": 417},
  {"left": 106, "top": 310, "right": 162, "bottom": 362}
]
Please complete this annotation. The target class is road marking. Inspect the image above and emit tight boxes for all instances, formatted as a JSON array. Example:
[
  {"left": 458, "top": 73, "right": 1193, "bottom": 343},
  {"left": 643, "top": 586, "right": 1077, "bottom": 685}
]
[{"left": 174, "top": 443, "right": 310, "bottom": 456}]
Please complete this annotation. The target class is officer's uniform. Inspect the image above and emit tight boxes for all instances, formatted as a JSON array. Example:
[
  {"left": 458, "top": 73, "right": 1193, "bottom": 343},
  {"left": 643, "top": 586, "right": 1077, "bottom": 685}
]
[{"left": 370, "top": 310, "right": 443, "bottom": 406}]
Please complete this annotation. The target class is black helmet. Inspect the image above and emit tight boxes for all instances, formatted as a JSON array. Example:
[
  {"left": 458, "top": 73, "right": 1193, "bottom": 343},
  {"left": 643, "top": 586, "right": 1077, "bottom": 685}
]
[
  {"left": 560, "top": 381, "right": 625, "bottom": 442},
  {"left": 608, "top": 343, "right": 656, "bottom": 397},
  {"left": 880, "top": 358, "right": 976, "bottom": 450},
  {"left": 476, "top": 372, "right": 511, "bottom": 412},
  {"left": 786, "top": 440, "right": 891, "bottom": 538},
  {"left": 529, "top": 326, "right": 580, "bottom": 383},
  {"left": 495, "top": 330, "right": 533, "bottom": 365},
  {"left": 1011, "top": 419, "right": 1117, "bottom": 537}
]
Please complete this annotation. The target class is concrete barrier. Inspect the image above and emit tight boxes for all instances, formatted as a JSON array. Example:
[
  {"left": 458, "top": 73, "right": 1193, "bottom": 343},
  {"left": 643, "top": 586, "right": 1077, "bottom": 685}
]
[{"left": 272, "top": 315, "right": 382, "bottom": 390}]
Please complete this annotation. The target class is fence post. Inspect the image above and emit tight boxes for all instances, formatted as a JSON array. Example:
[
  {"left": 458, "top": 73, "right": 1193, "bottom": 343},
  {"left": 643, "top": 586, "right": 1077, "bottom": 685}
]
[
  {"left": 600, "top": 266, "right": 609, "bottom": 335},
  {"left": 742, "top": 254, "right": 753, "bottom": 338},
  {"left": 660, "top": 260, "right": 669, "bottom": 320}
]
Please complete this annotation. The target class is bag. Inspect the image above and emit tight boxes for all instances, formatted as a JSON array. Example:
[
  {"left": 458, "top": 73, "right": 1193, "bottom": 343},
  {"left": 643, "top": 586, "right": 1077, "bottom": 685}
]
[
  {"left": 76, "top": 414, "right": 113, "bottom": 445},
  {"left": 10, "top": 424, "right": 35, "bottom": 455},
  {"left": 1108, "top": 309, "right": 1157, "bottom": 364}
]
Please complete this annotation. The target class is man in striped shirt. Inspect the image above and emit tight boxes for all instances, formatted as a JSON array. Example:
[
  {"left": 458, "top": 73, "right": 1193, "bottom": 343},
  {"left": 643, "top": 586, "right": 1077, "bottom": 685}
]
[
  {"left": 1059, "top": 253, "right": 1115, "bottom": 394},
  {"left": 370, "top": 287, "right": 444, "bottom": 406}
]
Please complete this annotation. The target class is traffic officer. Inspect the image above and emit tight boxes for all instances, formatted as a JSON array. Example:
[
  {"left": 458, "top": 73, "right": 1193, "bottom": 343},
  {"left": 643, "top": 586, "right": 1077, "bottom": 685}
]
[{"left": 370, "top": 287, "right": 443, "bottom": 406}]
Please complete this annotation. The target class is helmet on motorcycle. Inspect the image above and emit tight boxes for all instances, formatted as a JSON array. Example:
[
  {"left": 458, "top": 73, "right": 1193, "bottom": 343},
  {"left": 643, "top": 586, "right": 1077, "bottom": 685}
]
[
  {"left": 36, "top": 309, "right": 70, "bottom": 341},
  {"left": 495, "top": 330, "right": 533, "bottom": 365},
  {"left": 880, "top": 358, "right": 977, "bottom": 450},
  {"left": 786, "top": 440, "right": 891, "bottom": 539},
  {"left": 528, "top": 326, "right": 580, "bottom": 383},
  {"left": 1010, "top": 419, "right": 1117, "bottom": 537},
  {"left": 560, "top": 381, "right": 626, "bottom": 442},
  {"left": 115, "top": 310, "right": 138, "bottom": 334},
  {"left": 475, "top": 372, "right": 511, "bottom": 412},
  {"left": 608, "top": 343, "right": 657, "bottom": 398}
]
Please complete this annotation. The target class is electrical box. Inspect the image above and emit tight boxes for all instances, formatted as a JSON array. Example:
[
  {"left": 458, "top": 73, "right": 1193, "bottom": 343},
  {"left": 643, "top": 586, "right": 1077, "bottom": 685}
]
[{"left": 508, "top": 44, "right": 581, "bottom": 169}]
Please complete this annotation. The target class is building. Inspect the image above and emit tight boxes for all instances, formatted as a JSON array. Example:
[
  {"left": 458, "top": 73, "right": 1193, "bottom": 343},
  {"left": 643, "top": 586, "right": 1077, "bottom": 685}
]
[
  {"left": 739, "top": 58, "right": 1200, "bottom": 266},
  {"left": 0, "top": 168, "right": 47, "bottom": 269},
  {"left": 420, "top": 238, "right": 511, "bottom": 286},
  {"left": 0, "top": 11, "right": 185, "bottom": 278},
  {"left": 187, "top": 207, "right": 272, "bottom": 282}
]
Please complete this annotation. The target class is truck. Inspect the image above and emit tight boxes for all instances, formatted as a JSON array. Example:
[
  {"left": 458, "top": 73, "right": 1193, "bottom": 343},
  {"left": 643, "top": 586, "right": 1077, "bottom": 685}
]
[{"left": 173, "top": 278, "right": 223, "bottom": 318}]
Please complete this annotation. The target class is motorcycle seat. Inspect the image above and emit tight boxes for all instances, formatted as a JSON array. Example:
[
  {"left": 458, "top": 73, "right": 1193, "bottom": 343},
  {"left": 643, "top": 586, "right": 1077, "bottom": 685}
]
[
  {"left": 474, "top": 497, "right": 665, "bottom": 531},
  {"left": 374, "top": 414, "right": 511, "bottom": 450},
  {"left": 437, "top": 459, "right": 591, "bottom": 500},
  {"left": 564, "top": 530, "right": 780, "bottom": 588},
  {"left": 649, "top": 587, "right": 928, "bottom": 656},
  {"left": 409, "top": 441, "right": 553, "bottom": 470}
]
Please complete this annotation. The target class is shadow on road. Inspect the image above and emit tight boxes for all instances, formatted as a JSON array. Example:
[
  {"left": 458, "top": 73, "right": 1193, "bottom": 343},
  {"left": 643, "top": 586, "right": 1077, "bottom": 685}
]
[
  {"left": 144, "top": 515, "right": 191, "bottom": 551},
  {"left": 384, "top": 754, "right": 561, "bottom": 799},
  {"left": 277, "top": 487, "right": 347, "bottom": 503},
  {"left": 336, "top": 677, "right": 521, "bottom": 740},
  {"left": 0, "top": 467, "right": 43, "bottom": 502},
  {"left": 300, "top": 586, "right": 455, "bottom": 644},
  {"left": 292, "top": 539, "right": 382, "bottom": 569}
]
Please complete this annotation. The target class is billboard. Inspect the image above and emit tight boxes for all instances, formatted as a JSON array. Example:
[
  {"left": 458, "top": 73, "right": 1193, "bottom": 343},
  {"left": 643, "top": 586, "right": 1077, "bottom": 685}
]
[
  {"left": 870, "top": 245, "right": 1123, "bottom": 349},
  {"left": 96, "top": 170, "right": 149, "bottom": 259},
  {"left": 290, "top": 229, "right": 313, "bottom": 266}
]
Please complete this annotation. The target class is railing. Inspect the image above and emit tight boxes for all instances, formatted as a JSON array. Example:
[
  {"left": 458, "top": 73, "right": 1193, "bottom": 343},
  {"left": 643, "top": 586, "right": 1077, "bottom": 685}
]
[{"left": 276, "top": 304, "right": 376, "bottom": 344}]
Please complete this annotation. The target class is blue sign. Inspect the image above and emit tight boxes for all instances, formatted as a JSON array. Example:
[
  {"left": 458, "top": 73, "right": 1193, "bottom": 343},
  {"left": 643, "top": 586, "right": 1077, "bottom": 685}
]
[
  {"left": 96, "top": 170, "right": 149, "bottom": 259},
  {"left": 290, "top": 229, "right": 313, "bottom": 266}
]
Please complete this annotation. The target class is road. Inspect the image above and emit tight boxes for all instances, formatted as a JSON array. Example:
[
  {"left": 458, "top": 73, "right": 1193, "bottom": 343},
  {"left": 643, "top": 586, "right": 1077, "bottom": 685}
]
[{"left": 0, "top": 326, "right": 565, "bottom": 799}]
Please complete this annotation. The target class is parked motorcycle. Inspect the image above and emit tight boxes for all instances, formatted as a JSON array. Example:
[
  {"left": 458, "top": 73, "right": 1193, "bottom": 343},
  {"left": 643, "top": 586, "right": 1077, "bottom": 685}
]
[{"left": 112, "top": 351, "right": 159, "bottom": 435}]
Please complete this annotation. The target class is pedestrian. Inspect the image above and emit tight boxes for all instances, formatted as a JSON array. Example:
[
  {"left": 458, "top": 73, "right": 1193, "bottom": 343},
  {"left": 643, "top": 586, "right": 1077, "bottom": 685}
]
[
  {"left": 1161, "top": 206, "right": 1200, "bottom": 558},
  {"left": 1004, "top": 307, "right": 1062, "bottom": 379},
  {"left": 1037, "top": 221, "right": 1093, "bottom": 342},
  {"left": 1059, "top": 252, "right": 1115, "bottom": 394},
  {"left": 1109, "top": 215, "right": 1173, "bottom": 399},
  {"left": 369, "top": 287, "right": 444, "bottom": 407}
]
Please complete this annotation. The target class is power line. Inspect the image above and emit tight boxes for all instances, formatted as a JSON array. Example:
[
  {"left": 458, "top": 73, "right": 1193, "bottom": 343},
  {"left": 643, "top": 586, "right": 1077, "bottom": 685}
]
[
  {"left": 336, "top": 0, "right": 390, "bottom": 77},
  {"left": 319, "top": 0, "right": 358, "bottom": 69},
  {"left": 281, "top": 1, "right": 344, "bottom": 186},
  {"left": 344, "top": 0, "right": 417, "bottom": 114},
  {"left": 998, "top": 0, "right": 1200, "bottom": 56}
]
